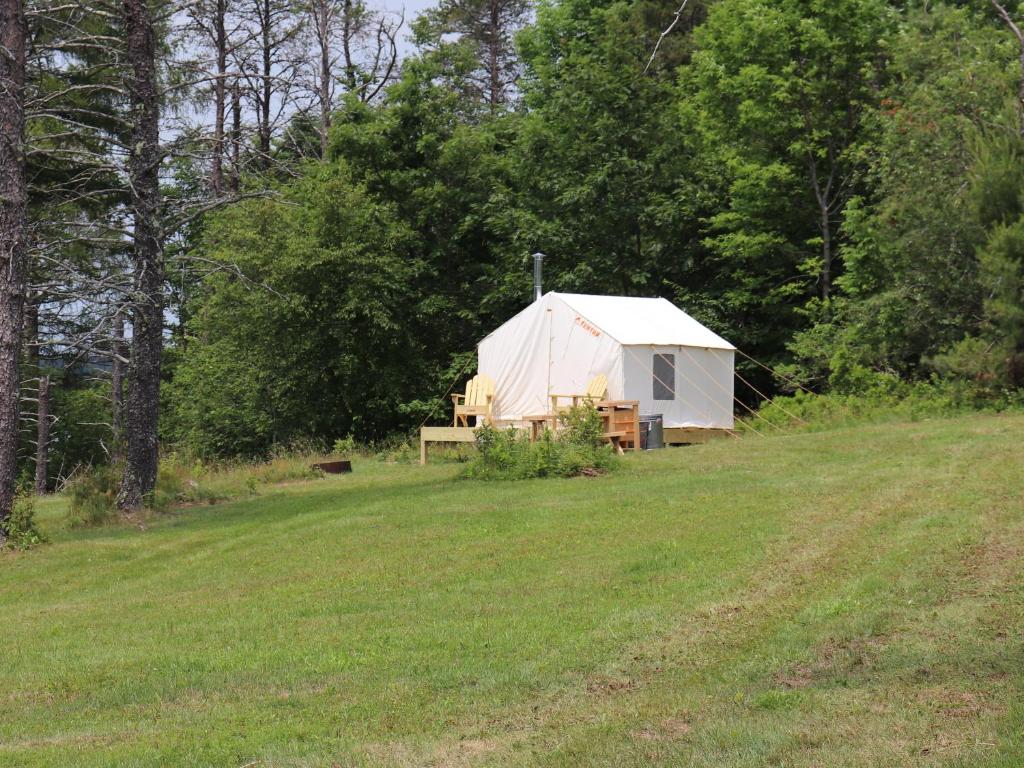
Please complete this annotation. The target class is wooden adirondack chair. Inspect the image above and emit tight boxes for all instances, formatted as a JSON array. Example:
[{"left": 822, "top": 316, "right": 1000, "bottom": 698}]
[
  {"left": 452, "top": 374, "right": 495, "bottom": 427},
  {"left": 550, "top": 373, "right": 609, "bottom": 413}
]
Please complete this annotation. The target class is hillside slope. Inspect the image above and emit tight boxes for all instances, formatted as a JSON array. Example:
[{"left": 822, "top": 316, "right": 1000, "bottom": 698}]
[{"left": 1, "top": 414, "right": 1022, "bottom": 767}]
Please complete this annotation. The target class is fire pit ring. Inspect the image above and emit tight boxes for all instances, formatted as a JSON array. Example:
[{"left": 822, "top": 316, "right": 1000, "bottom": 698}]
[{"left": 312, "top": 460, "right": 352, "bottom": 474}]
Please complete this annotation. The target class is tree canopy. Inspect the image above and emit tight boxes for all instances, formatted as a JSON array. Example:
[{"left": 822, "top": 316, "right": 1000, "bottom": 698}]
[{"left": 4, "top": 0, "right": 1024, "bottom": 489}]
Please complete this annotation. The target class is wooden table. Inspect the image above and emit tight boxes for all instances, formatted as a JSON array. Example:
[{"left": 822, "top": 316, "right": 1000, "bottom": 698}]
[
  {"left": 595, "top": 400, "right": 640, "bottom": 451},
  {"left": 524, "top": 413, "right": 558, "bottom": 442},
  {"left": 524, "top": 401, "right": 640, "bottom": 452}
]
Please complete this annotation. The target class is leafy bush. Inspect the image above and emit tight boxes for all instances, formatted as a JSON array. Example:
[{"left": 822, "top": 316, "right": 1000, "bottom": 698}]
[
  {"left": 2, "top": 492, "right": 46, "bottom": 549},
  {"left": 151, "top": 462, "right": 195, "bottom": 512},
  {"left": 464, "top": 405, "right": 615, "bottom": 480},
  {"left": 560, "top": 402, "right": 607, "bottom": 447},
  {"left": 67, "top": 465, "right": 120, "bottom": 526},
  {"left": 927, "top": 336, "right": 1024, "bottom": 396},
  {"left": 332, "top": 435, "right": 356, "bottom": 456},
  {"left": 742, "top": 379, "right": 1023, "bottom": 434}
]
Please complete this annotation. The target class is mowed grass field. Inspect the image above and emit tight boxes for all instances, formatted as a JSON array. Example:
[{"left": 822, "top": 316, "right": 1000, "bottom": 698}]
[{"left": 1, "top": 414, "right": 1023, "bottom": 767}]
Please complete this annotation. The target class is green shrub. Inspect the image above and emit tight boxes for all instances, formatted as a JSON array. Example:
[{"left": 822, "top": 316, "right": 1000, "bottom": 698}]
[
  {"left": 67, "top": 465, "right": 119, "bottom": 526},
  {"left": 2, "top": 492, "right": 46, "bottom": 549},
  {"left": 927, "top": 336, "right": 1023, "bottom": 398},
  {"left": 559, "top": 402, "right": 607, "bottom": 448},
  {"left": 742, "top": 379, "right": 1023, "bottom": 434},
  {"left": 152, "top": 462, "right": 189, "bottom": 512},
  {"left": 464, "top": 405, "right": 616, "bottom": 480},
  {"left": 332, "top": 435, "right": 356, "bottom": 456},
  {"left": 356, "top": 433, "right": 417, "bottom": 463}
]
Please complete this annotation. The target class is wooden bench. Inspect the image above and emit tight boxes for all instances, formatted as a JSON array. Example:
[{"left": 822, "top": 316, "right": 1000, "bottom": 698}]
[
  {"left": 603, "top": 430, "right": 627, "bottom": 455},
  {"left": 420, "top": 426, "right": 476, "bottom": 464}
]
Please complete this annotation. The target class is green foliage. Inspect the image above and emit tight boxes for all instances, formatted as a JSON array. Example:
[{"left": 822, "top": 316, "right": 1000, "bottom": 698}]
[
  {"left": 465, "top": 405, "right": 615, "bottom": 479},
  {"left": 49, "top": 384, "right": 116, "bottom": 479},
  {"left": 1, "top": 492, "right": 46, "bottom": 550},
  {"left": 162, "top": 0, "right": 1024, "bottom": 464},
  {"left": 332, "top": 435, "right": 357, "bottom": 457},
  {"left": 928, "top": 336, "right": 1019, "bottom": 394},
  {"left": 978, "top": 218, "right": 1024, "bottom": 347},
  {"left": 67, "top": 465, "right": 120, "bottom": 527},
  {"left": 512, "top": 0, "right": 717, "bottom": 307},
  {"left": 687, "top": 0, "right": 891, "bottom": 345},
  {"left": 411, "top": 0, "right": 530, "bottom": 108},
  {"left": 558, "top": 401, "right": 607, "bottom": 449},
  {"left": 790, "top": 6, "right": 1016, "bottom": 385},
  {"left": 968, "top": 115, "right": 1024, "bottom": 385},
  {"left": 745, "top": 380, "right": 1022, "bottom": 433},
  {"left": 169, "top": 162, "right": 425, "bottom": 456},
  {"left": 16, "top": 378, "right": 114, "bottom": 494},
  {"left": 151, "top": 462, "right": 191, "bottom": 513}
]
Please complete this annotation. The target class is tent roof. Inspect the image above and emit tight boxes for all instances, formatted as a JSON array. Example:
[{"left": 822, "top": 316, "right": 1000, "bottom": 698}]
[{"left": 552, "top": 293, "right": 735, "bottom": 350}]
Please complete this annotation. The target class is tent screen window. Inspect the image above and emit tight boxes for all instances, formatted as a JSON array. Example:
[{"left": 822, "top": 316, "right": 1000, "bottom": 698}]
[{"left": 653, "top": 354, "right": 675, "bottom": 400}]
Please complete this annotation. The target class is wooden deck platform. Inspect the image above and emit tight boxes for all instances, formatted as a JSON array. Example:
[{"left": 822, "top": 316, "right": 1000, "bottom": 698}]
[
  {"left": 664, "top": 427, "right": 731, "bottom": 445},
  {"left": 420, "top": 424, "right": 731, "bottom": 463},
  {"left": 420, "top": 426, "right": 476, "bottom": 464}
]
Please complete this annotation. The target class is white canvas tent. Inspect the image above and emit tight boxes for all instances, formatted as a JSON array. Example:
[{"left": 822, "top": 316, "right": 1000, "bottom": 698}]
[{"left": 478, "top": 292, "right": 735, "bottom": 429}]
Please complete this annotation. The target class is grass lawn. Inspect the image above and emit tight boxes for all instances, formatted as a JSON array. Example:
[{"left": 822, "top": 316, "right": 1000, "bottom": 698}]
[{"left": 1, "top": 413, "right": 1023, "bottom": 767}]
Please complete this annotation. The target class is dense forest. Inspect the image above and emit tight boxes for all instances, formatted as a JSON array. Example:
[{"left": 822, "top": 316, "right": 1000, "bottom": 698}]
[{"left": 1, "top": 0, "right": 1024, "bottom": 523}]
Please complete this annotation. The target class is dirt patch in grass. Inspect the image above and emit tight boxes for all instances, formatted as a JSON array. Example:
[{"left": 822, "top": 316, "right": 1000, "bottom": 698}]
[
  {"left": 920, "top": 687, "right": 1002, "bottom": 720},
  {"left": 661, "top": 717, "right": 693, "bottom": 736},
  {"left": 771, "top": 634, "right": 891, "bottom": 692},
  {"left": 633, "top": 715, "right": 694, "bottom": 742},
  {"left": 960, "top": 534, "right": 1024, "bottom": 598},
  {"left": 585, "top": 674, "right": 637, "bottom": 695},
  {"left": 429, "top": 736, "right": 502, "bottom": 767},
  {"left": 363, "top": 733, "right": 505, "bottom": 768},
  {"left": 773, "top": 665, "right": 814, "bottom": 690}
]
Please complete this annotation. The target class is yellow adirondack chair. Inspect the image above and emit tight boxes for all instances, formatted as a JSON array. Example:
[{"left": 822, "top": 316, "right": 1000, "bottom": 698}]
[
  {"left": 550, "top": 373, "right": 608, "bottom": 413},
  {"left": 452, "top": 374, "right": 495, "bottom": 426}
]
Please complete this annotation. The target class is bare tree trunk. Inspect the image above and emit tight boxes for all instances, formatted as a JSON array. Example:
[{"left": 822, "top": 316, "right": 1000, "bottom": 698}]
[
  {"left": 342, "top": 0, "right": 356, "bottom": 91},
  {"left": 23, "top": 298, "right": 37, "bottom": 367},
  {"left": 33, "top": 374, "right": 48, "bottom": 495},
  {"left": 259, "top": 0, "right": 272, "bottom": 167},
  {"left": 0, "top": 0, "right": 27, "bottom": 529},
  {"left": 807, "top": 151, "right": 835, "bottom": 301},
  {"left": 229, "top": 79, "right": 241, "bottom": 193},
  {"left": 118, "top": 0, "right": 164, "bottom": 511},
  {"left": 488, "top": 0, "right": 500, "bottom": 109},
  {"left": 319, "top": 2, "right": 331, "bottom": 158},
  {"left": 211, "top": 0, "right": 228, "bottom": 193},
  {"left": 111, "top": 311, "right": 124, "bottom": 462},
  {"left": 26, "top": 300, "right": 45, "bottom": 494},
  {"left": 819, "top": 201, "right": 831, "bottom": 300}
]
